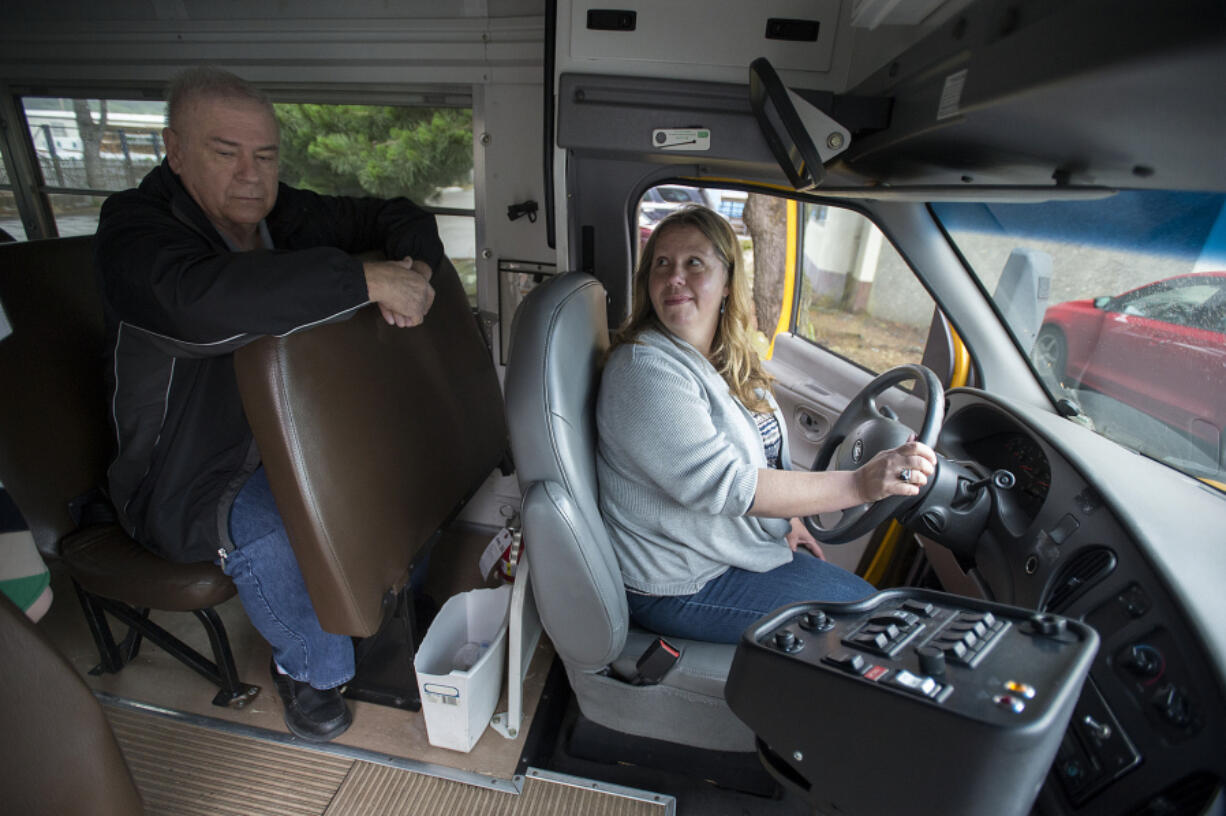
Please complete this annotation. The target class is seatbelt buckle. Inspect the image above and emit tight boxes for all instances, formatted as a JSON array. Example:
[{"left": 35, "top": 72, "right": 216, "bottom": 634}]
[{"left": 633, "top": 637, "right": 681, "bottom": 685}]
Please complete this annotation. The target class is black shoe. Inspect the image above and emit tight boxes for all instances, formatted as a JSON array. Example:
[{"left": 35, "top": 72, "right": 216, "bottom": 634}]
[{"left": 269, "top": 658, "right": 353, "bottom": 743}]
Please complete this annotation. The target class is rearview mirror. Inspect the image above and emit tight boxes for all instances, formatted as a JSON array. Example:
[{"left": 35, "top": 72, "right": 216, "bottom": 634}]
[{"left": 748, "top": 57, "right": 850, "bottom": 191}]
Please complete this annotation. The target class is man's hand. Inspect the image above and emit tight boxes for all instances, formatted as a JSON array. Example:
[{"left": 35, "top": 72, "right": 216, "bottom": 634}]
[{"left": 363, "top": 258, "right": 435, "bottom": 327}]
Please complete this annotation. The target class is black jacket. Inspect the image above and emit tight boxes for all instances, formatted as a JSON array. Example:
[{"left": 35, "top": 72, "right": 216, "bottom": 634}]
[{"left": 96, "top": 160, "right": 444, "bottom": 563}]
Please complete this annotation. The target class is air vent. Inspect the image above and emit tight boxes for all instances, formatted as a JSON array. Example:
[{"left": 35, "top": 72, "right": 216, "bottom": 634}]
[
  {"left": 1043, "top": 546, "right": 1117, "bottom": 613},
  {"left": 1129, "top": 772, "right": 1221, "bottom": 816}
]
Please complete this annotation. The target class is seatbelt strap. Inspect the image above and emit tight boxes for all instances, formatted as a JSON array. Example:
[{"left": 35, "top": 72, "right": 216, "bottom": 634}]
[{"left": 631, "top": 637, "right": 681, "bottom": 685}]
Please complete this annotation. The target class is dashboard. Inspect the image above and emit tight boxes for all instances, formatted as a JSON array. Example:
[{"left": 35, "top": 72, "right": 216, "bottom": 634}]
[{"left": 925, "top": 390, "right": 1225, "bottom": 816}]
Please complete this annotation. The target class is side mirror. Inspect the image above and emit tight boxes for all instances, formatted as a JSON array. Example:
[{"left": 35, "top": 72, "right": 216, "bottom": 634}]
[
  {"left": 748, "top": 57, "right": 850, "bottom": 191},
  {"left": 1092, "top": 296, "right": 1112, "bottom": 309}
]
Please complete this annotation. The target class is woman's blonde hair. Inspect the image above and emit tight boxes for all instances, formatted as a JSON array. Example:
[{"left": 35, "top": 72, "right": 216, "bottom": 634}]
[{"left": 612, "top": 204, "right": 773, "bottom": 412}]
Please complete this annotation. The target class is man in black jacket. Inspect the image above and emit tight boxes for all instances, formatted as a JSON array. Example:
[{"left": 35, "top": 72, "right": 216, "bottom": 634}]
[{"left": 96, "top": 66, "right": 445, "bottom": 742}]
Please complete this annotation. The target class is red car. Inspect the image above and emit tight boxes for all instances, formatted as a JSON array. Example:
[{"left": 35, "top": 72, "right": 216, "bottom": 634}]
[{"left": 1034, "top": 272, "right": 1226, "bottom": 452}]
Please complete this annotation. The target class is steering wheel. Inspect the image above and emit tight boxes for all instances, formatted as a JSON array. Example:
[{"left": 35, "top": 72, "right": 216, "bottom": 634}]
[{"left": 804, "top": 364, "right": 944, "bottom": 544}]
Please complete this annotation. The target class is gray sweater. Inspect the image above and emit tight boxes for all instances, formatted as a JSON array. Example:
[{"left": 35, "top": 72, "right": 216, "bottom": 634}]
[{"left": 596, "top": 328, "right": 793, "bottom": 595}]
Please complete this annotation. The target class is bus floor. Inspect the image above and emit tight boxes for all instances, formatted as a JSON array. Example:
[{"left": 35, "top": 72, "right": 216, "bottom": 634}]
[{"left": 33, "top": 522, "right": 550, "bottom": 783}]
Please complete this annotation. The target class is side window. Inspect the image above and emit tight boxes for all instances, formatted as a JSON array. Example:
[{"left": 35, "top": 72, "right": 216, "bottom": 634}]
[
  {"left": 634, "top": 187, "right": 938, "bottom": 375},
  {"left": 7, "top": 98, "right": 476, "bottom": 303},
  {"left": 793, "top": 202, "right": 936, "bottom": 373},
  {"left": 23, "top": 97, "right": 166, "bottom": 238},
  {"left": 1, "top": 144, "right": 22, "bottom": 241},
  {"left": 1119, "top": 281, "right": 1220, "bottom": 327},
  {"left": 657, "top": 186, "right": 696, "bottom": 204}
]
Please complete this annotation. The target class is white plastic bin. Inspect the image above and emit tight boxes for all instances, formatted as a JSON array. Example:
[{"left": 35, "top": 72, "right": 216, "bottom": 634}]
[{"left": 414, "top": 584, "right": 511, "bottom": 752}]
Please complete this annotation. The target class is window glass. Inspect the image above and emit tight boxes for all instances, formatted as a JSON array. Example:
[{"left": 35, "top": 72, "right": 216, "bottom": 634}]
[
  {"left": 47, "top": 194, "right": 110, "bottom": 237},
  {"left": 634, "top": 187, "right": 935, "bottom": 372},
  {"left": 1116, "top": 279, "right": 1220, "bottom": 326},
  {"left": 634, "top": 184, "right": 756, "bottom": 340},
  {"left": 0, "top": 144, "right": 23, "bottom": 241},
  {"left": 933, "top": 191, "right": 1226, "bottom": 486},
  {"left": 435, "top": 212, "right": 477, "bottom": 300},
  {"left": 16, "top": 98, "right": 475, "bottom": 300},
  {"left": 25, "top": 97, "right": 166, "bottom": 192},
  {"left": 274, "top": 103, "right": 476, "bottom": 303},
  {"left": 636, "top": 186, "right": 746, "bottom": 252},
  {"left": 23, "top": 97, "right": 166, "bottom": 239},
  {"left": 795, "top": 202, "right": 934, "bottom": 373},
  {"left": 658, "top": 186, "right": 697, "bottom": 203}
]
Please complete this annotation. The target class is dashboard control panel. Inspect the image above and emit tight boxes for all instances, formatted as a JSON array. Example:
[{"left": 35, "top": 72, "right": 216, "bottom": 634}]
[{"left": 725, "top": 588, "right": 1099, "bottom": 816}]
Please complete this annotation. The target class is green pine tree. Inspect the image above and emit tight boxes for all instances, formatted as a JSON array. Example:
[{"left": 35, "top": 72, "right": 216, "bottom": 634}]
[{"left": 274, "top": 104, "right": 472, "bottom": 202}]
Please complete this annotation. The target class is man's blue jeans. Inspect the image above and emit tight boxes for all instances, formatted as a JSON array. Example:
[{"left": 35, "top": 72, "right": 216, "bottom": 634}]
[
  {"left": 223, "top": 467, "right": 354, "bottom": 689},
  {"left": 626, "top": 551, "right": 875, "bottom": 644}
]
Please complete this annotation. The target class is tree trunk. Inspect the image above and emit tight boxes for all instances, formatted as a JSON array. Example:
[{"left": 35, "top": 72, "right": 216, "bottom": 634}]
[
  {"left": 73, "top": 99, "right": 108, "bottom": 189},
  {"left": 743, "top": 193, "right": 787, "bottom": 336},
  {"left": 839, "top": 219, "right": 867, "bottom": 312}
]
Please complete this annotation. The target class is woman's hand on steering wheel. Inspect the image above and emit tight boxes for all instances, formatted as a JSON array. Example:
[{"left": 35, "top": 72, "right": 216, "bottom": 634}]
[
  {"left": 853, "top": 435, "right": 938, "bottom": 503},
  {"left": 805, "top": 363, "right": 946, "bottom": 544}
]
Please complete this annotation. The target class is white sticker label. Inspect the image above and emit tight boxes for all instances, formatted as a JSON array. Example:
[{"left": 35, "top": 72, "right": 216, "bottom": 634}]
[
  {"left": 937, "top": 69, "right": 969, "bottom": 120},
  {"left": 652, "top": 128, "right": 711, "bottom": 151},
  {"left": 479, "top": 527, "right": 513, "bottom": 579}
]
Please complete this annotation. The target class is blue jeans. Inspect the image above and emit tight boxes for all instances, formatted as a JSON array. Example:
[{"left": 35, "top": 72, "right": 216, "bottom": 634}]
[
  {"left": 223, "top": 467, "right": 354, "bottom": 689},
  {"left": 626, "top": 552, "right": 875, "bottom": 644}
]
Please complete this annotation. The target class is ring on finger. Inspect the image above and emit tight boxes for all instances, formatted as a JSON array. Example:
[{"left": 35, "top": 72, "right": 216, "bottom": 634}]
[{"left": 899, "top": 468, "right": 912, "bottom": 483}]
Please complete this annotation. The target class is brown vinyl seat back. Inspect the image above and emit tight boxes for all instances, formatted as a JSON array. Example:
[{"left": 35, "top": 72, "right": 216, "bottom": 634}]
[
  {"left": 234, "top": 257, "right": 508, "bottom": 637},
  {"left": 0, "top": 593, "right": 144, "bottom": 816},
  {"left": 0, "top": 236, "right": 111, "bottom": 560},
  {"left": 0, "top": 237, "right": 236, "bottom": 611},
  {"left": 1, "top": 236, "right": 250, "bottom": 709}
]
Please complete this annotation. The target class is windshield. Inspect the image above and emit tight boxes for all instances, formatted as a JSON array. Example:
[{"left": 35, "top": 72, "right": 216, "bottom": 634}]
[{"left": 933, "top": 191, "right": 1226, "bottom": 487}]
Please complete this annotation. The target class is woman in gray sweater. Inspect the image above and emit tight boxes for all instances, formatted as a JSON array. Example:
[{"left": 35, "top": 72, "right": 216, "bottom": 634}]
[{"left": 596, "top": 205, "right": 936, "bottom": 643}]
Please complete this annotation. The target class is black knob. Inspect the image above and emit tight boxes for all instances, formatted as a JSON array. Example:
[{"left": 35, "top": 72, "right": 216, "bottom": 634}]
[
  {"left": 917, "top": 645, "right": 946, "bottom": 677},
  {"left": 775, "top": 630, "right": 799, "bottom": 652},
  {"left": 800, "top": 611, "right": 829, "bottom": 631},
  {"left": 1122, "top": 644, "right": 1161, "bottom": 677},
  {"left": 1030, "top": 613, "right": 1067, "bottom": 636},
  {"left": 1152, "top": 684, "right": 1192, "bottom": 728}
]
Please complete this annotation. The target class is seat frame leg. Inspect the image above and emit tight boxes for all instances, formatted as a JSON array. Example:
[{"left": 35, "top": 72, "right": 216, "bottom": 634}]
[
  {"left": 75, "top": 579, "right": 125, "bottom": 675},
  {"left": 116, "top": 612, "right": 145, "bottom": 664},
  {"left": 343, "top": 584, "right": 422, "bottom": 711},
  {"left": 74, "top": 581, "right": 260, "bottom": 708},
  {"left": 193, "top": 606, "right": 261, "bottom": 708}
]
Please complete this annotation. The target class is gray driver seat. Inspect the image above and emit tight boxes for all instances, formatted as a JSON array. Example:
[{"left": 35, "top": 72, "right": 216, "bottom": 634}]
[{"left": 504, "top": 272, "right": 754, "bottom": 751}]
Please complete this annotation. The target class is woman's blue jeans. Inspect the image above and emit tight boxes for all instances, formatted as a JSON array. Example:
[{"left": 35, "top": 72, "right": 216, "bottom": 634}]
[
  {"left": 223, "top": 467, "right": 354, "bottom": 689},
  {"left": 626, "top": 551, "right": 875, "bottom": 644}
]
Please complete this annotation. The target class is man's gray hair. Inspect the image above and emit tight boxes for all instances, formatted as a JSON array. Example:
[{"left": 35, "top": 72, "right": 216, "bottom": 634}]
[{"left": 166, "top": 66, "right": 275, "bottom": 130}]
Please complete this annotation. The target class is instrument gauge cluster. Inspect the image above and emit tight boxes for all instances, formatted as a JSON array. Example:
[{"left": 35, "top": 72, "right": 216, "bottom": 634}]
[{"left": 964, "top": 431, "right": 1052, "bottom": 520}]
